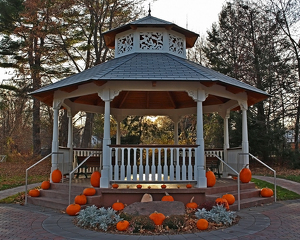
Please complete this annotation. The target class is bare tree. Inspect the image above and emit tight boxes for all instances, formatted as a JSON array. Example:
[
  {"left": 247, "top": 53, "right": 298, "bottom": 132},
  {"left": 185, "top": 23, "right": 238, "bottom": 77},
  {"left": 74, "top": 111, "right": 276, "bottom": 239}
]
[{"left": 266, "top": 0, "right": 300, "bottom": 150}]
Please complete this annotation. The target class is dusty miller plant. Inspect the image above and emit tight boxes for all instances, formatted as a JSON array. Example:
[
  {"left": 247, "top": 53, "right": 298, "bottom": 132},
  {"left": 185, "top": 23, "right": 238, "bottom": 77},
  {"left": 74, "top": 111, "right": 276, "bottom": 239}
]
[
  {"left": 195, "top": 205, "right": 236, "bottom": 225},
  {"left": 76, "top": 205, "right": 122, "bottom": 231}
]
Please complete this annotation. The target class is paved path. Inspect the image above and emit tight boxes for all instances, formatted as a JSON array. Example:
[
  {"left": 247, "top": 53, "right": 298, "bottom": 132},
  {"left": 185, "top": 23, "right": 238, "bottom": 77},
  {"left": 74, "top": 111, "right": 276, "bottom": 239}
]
[
  {"left": 0, "top": 183, "right": 41, "bottom": 200},
  {"left": 253, "top": 175, "right": 300, "bottom": 195},
  {"left": 0, "top": 177, "right": 299, "bottom": 239}
]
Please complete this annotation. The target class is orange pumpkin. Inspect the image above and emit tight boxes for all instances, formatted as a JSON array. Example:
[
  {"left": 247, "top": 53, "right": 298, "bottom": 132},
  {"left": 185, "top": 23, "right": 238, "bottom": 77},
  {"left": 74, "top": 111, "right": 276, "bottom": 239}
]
[
  {"left": 112, "top": 183, "right": 119, "bottom": 189},
  {"left": 136, "top": 184, "right": 142, "bottom": 189},
  {"left": 66, "top": 203, "right": 81, "bottom": 216},
  {"left": 112, "top": 200, "right": 125, "bottom": 211},
  {"left": 161, "top": 192, "right": 174, "bottom": 201},
  {"left": 74, "top": 194, "right": 87, "bottom": 205},
  {"left": 149, "top": 211, "right": 166, "bottom": 225},
  {"left": 206, "top": 170, "right": 216, "bottom": 187},
  {"left": 186, "top": 196, "right": 198, "bottom": 209},
  {"left": 116, "top": 220, "right": 130, "bottom": 231},
  {"left": 215, "top": 197, "right": 229, "bottom": 211},
  {"left": 29, "top": 189, "right": 40, "bottom": 197},
  {"left": 41, "top": 181, "right": 50, "bottom": 190},
  {"left": 261, "top": 187, "right": 273, "bottom": 197},
  {"left": 240, "top": 164, "right": 252, "bottom": 183},
  {"left": 90, "top": 171, "right": 101, "bottom": 187},
  {"left": 197, "top": 219, "right": 209, "bottom": 230},
  {"left": 161, "top": 184, "right": 167, "bottom": 189},
  {"left": 51, "top": 169, "right": 62, "bottom": 183},
  {"left": 83, "top": 187, "right": 96, "bottom": 196},
  {"left": 186, "top": 183, "right": 192, "bottom": 188},
  {"left": 222, "top": 194, "right": 235, "bottom": 205}
]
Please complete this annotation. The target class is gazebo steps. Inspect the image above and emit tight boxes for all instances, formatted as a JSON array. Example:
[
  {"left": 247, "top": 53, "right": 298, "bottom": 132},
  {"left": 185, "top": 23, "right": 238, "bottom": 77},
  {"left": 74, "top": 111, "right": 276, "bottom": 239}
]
[
  {"left": 206, "top": 188, "right": 274, "bottom": 210},
  {"left": 27, "top": 179, "right": 274, "bottom": 212},
  {"left": 230, "top": 197, "right": 275, "bottom": 211},
  {"left": 27, "top": 183, "right": 101, "bottom": 211}
]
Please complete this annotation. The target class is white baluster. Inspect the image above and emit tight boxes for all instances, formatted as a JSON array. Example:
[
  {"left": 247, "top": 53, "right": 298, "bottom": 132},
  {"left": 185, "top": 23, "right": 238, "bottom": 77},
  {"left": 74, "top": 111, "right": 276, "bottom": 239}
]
[
  {"left": 120, "top": 148, "right": 125, "bottom": 180},
  {"left": 157, "top": 148, "right": 162, "bottom": 181},
  {"left": 163, "top": 148, "right": 168, "bottom": 181},
  {"left": 182, "top": 148, "right": 186, "bottom": 181},
  {"left": 133, "top": 148, "right": 137, "bottom": 181},
  {"left": 145, "top": 148, "right": 149, "bottom": 181},
  {"left": 151, "top": 148, "right": 156, "bottom": 181},
  {"left": 194, "top": 149, "right": 197, "bottom": 180},
  {"left": 126, "top": 148, "right": 132, "bottom": 181},
  {"left": 176, "top": 148, "right": 180, "bottom": 180},
  {"left": 139, "top": 148, "right": 143, "bottom": 181},
  {"left": 170, "top": 149, "right": 174, "bottom": 180},
  {"left": 114, "top": 148, "right": 119, "bottom": 181},
  {"left": 188, "top": 148, "right": 193, "bottom": 180}
]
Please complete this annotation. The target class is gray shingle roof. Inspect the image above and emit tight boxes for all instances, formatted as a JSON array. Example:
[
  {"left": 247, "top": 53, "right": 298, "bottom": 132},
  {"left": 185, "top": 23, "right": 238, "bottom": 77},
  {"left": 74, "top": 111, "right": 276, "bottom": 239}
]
[
  {"left": 103, "top": 15, "right": 199, "bottom": 49},
  {"left": 31, "top": 52, "right": 268, "bottom": 97}
]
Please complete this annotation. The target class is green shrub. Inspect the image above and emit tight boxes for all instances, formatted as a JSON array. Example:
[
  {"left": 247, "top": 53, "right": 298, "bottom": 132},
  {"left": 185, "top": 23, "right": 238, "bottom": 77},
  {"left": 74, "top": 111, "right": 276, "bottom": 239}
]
[
  {"left": 163, "top": 215, "right": 185, "bottom": 230},
  {"left": 76, "top": 205, "right": 122, "bottom": 231},
  {"left": 130, "top": 215, "right": 156, "bottom": 233},
  {"left": 195, "top": 205, "right": 236, "bottom": 225}
]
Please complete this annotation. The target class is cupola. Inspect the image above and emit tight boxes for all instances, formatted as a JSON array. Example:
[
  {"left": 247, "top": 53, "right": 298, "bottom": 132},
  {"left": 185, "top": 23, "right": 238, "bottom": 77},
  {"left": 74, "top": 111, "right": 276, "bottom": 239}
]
[{"left": 103, "top": 12, "right": 199, "bottom": 59}]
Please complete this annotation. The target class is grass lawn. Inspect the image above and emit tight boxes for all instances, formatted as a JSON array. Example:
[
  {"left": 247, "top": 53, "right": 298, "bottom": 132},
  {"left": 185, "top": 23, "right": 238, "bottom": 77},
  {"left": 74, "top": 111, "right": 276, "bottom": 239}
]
[
  {"left": 276, "top": 174, "right": 300, "bottom": 183},
  {"left": 0, "top": 158, "right": 50, "bottom": 191}
]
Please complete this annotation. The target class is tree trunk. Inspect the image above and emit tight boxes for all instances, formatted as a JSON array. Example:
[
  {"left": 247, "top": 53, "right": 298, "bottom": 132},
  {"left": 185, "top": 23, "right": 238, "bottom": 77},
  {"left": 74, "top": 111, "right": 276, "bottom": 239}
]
[
  {"left": 32, "top": 98, "right": 41, "bottom": 155},
  {"left": 59, "top": 109, "right": 69, "bottom": 147},
  {"left": 81, "top": 112, "right": 94, "bottom": 148}
]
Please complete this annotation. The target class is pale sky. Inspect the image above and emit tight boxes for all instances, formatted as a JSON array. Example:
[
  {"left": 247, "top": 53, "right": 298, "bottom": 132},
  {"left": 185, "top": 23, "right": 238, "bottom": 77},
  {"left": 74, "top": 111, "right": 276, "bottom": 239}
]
[
  {"left": 149, "top": 0, "right": 226, "bottom": 35},
  {"left": 0, "top": 0, "right": 226, "bottom": 82}
]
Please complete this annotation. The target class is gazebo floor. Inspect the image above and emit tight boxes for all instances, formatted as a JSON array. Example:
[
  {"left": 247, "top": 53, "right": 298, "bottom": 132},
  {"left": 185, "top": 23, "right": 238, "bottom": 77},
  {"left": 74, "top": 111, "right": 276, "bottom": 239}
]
[{"left": 27, "top": 177, "right": 274, "bottom": 211}]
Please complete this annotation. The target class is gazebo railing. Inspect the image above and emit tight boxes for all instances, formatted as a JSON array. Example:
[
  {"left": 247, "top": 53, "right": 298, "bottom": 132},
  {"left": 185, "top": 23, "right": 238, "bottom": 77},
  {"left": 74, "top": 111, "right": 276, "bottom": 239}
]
[{"left": 109, "top": 145, "right": 198, "bottom": 183}]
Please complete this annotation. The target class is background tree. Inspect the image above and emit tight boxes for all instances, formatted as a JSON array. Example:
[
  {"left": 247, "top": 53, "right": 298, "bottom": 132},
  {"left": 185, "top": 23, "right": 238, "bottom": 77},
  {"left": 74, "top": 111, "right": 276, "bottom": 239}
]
[
  {"left": 203, "top": 0, "right": 293, "bottom": 161},
  {"left": 265, "top": 0, "right": 300, "bottom": 155},
  {"left": 0, "top": 0, "right": 146, "bottom": 155}
]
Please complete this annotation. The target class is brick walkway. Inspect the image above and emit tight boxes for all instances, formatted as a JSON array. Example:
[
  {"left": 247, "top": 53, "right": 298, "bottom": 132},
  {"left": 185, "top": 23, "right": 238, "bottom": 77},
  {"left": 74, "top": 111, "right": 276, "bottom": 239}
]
[{"left": 0, "top": 176, "right": 300, "bottom": 239}]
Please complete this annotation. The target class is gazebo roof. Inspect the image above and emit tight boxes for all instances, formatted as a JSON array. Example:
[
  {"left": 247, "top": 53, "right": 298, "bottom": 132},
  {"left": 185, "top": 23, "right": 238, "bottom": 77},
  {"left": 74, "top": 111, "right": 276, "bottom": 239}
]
[
  {"left": 31, "top": 52, "right": 270, "bottom": 110},
  {"left": 103, "top": 15, "right": 199, "bottom": 49}
]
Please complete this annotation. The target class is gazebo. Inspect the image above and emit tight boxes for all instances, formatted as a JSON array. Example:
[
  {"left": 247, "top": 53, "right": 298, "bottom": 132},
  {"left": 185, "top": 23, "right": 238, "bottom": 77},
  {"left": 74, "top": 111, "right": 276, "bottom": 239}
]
[{"left": 31, "top": 13, "right": 269, "bottom": 189}]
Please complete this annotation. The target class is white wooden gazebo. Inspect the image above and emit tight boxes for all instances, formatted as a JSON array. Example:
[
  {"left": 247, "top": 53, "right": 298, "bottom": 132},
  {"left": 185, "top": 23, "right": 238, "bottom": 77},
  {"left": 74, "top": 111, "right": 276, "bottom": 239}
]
[{"left": 31, "top": 13, "right": 269, "bottom": 188}]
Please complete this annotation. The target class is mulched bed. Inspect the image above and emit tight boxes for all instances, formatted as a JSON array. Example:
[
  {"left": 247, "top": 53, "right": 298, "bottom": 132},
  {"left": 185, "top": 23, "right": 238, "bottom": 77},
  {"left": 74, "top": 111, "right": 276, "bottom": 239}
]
[{"left": 73, "top": 208, "right": 240, "bottom": 235}]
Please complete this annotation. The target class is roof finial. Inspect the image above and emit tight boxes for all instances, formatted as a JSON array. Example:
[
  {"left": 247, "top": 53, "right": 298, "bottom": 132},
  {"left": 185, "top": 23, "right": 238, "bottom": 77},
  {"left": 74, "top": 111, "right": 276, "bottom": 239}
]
[{"left": 148, "top": 3, "right": 151, "bottom": 16}]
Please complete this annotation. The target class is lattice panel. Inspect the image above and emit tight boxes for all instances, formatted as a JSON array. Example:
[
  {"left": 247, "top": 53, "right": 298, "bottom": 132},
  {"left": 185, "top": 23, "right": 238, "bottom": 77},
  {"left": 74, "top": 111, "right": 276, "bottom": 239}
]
[
  {"left": 140, "top": 32, "right": 163, "bottom": 50},
  {"left": 169, "top": 34, "right": 184, "bottom": 55},
  {"left": 117, "top": 34, "right": 133, "bottom": 55}
]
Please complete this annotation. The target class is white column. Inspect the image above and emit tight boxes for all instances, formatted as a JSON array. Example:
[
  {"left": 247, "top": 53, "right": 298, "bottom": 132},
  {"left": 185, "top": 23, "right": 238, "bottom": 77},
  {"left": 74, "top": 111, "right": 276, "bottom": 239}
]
[
  {"left": 115, "top": 116, "right": 124, "bottom": 145},
  {"left": 188, "top": 89, "right": 207, "bottom": 188},
  {"left": 240, "top": 101, "right": 249, "bottom": 170},
  {"left": 222, "top": 110, "right": 230, "bottom": 177},
  {"left": 51, "top": 99, "right": 62, "bottom": 182},
  {"left": 99, "top": 89, "right": 120, "bottom": 188},
  {"left": 116, "top": 121, "right": 121, "bottom": 144},
  {"left": 170, "top": 115, "right": 180, "bottom": 145},
  {"left": 67, "top": 109, "right": 73, "bottom": 173}
]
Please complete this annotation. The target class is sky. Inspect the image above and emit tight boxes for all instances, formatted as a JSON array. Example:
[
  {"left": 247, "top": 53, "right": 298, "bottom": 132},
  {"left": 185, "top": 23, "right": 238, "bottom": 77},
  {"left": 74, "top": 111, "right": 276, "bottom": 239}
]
[
  {"left": 148, "top": 0, "right": 226, "bottom": 35},
  {"left": 0, "top": 0, "right": 226, "bottom": 82}
]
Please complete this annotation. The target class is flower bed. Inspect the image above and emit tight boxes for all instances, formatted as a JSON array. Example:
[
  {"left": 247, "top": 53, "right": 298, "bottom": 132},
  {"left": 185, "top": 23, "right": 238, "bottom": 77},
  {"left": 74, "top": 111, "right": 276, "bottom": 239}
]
[{"left": 74, "top": 203, "right": 239, "bottom": 235}]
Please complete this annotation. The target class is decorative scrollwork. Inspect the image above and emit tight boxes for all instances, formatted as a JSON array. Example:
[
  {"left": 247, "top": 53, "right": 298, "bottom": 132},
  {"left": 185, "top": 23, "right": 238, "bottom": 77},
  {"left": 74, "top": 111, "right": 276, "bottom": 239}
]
[
  {"left": 117, "top": 34, "right": 133, "bottom": 55},
  {"left": 139, "top": 32, "right": 163, "bottom": 50},
  {"left": 169, "top": 34, "right": 184, "bottom": 55}
]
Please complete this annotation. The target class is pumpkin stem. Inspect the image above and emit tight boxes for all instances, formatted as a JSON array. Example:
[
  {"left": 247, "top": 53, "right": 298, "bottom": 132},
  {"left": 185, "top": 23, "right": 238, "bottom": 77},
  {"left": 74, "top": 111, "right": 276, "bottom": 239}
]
[
  {"left": 165, "top": 192, "right": 170, "bottom": 196},
  {"left": 244, "top": 164, "right": 249, "bottom": 168},
  {"left": 190, "top": 196, "right": 195, "bottom": 203}
]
